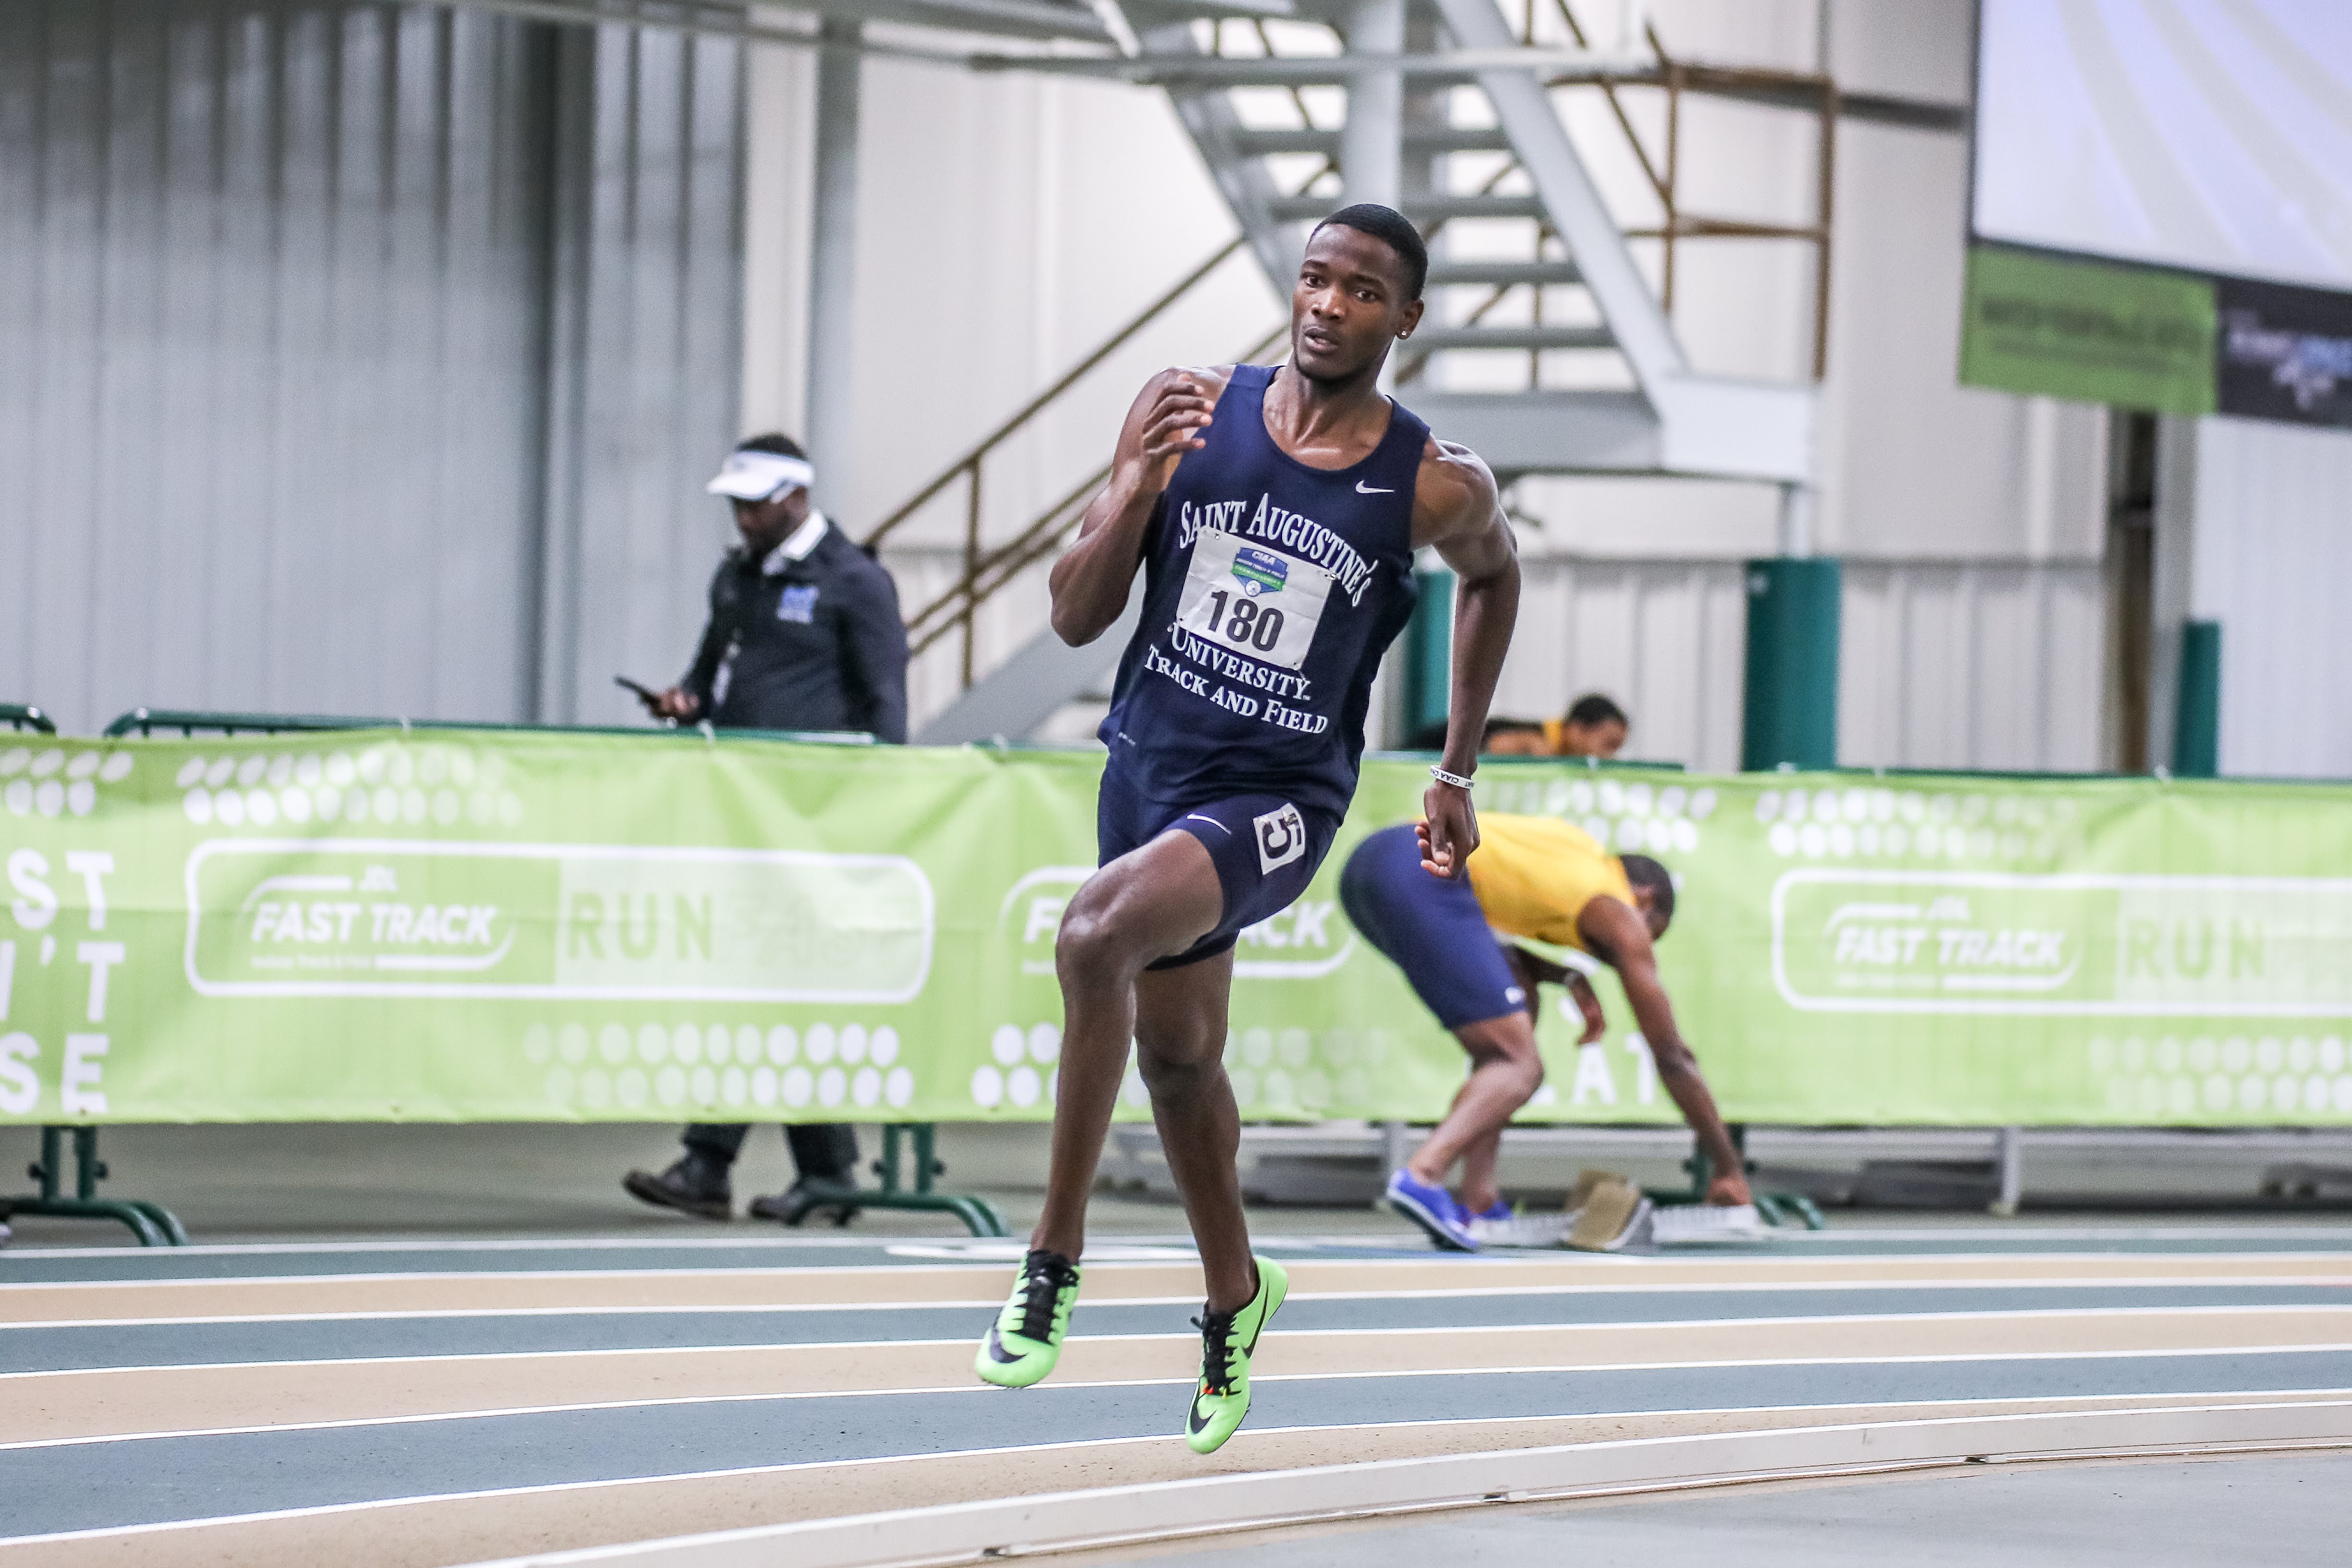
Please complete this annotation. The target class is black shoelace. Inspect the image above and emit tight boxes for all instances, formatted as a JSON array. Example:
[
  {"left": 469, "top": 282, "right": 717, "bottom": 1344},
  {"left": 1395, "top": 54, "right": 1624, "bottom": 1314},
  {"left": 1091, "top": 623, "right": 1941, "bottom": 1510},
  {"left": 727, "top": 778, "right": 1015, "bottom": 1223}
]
[
  {"left": 1015, "top": 1249, "right": 1078, "bottom": 1342},
  {"left": 1192, "top": 1307, "right": 1237, "bottom": 1395}
]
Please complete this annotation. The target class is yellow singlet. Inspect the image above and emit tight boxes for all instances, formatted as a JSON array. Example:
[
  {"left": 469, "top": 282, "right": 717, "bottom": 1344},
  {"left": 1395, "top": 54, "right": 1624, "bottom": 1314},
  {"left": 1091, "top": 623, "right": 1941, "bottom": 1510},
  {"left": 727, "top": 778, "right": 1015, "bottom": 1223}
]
[{"left": 1463, "top": 813, "right": 1634, "bottom": 952}]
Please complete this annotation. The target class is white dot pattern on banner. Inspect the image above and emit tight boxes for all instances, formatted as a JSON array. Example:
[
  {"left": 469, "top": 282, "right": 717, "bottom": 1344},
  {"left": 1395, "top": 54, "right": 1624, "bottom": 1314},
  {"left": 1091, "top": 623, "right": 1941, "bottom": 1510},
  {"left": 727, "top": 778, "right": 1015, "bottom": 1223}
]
[
  {"left": 991, "top": 1026, "right": 1024, "bottom": 1066},
  {"left": 1008, "top": 1065, "right": 1041, "bottom": 1107},
  {"left": 1121, "top": 1067, "right": 1149, "bottom": 1107},
  {"left": 524, "top": 1019, "right": 921, "bottom": 1113},
  {"left": 806, "top": 1023, "right": 837, "bottom": 1065},
  {"left": 971, "top": 1065, "right": 1004, "bottom": 1108},
  {"left": 1478, "top": 771, "right": 1712, "bottom": 853},
  {"left": 1027, "top": 1023, "right": 1060, "bottom": 1064},
  {"left": 2089, "top": 1035, "right": 2352, "bottom": 1123},
  {"left": 1753, "top": 786, "right": 2088, "bottom": 865},
  {"left": 163, "top": 742, "right": 525, "bottom": 835}
]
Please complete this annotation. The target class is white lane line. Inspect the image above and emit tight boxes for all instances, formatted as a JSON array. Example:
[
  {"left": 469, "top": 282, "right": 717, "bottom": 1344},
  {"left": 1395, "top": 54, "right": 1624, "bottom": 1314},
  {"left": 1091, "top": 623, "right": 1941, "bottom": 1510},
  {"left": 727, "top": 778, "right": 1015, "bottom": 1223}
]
[
  {"left": 4, "top": 1299, "right": 2350, "bottom": 1380},
  {"left": 7, "top": 1274, "right": 2347, "bottom": 1329},
  {"left": 4, "top": 1336, "right": 2351, "bottom": 1454},
  {"left": 9, "top": 1242, "right": 2352, "bottom": 1283},
  {"left": 4, "top": 1390, "right": 2347, "bottom": 1551},
  {"left": 12, "top": 1226, "right": 2352, "bottom": 1264}
]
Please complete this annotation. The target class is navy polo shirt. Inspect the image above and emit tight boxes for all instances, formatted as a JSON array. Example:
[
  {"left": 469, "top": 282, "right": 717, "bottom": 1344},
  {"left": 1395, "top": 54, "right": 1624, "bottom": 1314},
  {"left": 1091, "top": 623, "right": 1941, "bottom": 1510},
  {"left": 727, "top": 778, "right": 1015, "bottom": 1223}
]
[{"left": 681, "top": 514, "right": 909, "bottom": 743}]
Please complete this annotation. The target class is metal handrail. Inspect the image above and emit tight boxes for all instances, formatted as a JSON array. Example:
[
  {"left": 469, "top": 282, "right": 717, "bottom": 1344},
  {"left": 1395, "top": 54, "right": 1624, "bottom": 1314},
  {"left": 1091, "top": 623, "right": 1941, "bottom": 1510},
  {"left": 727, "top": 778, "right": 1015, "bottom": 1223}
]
[
  {"left": 3, "top": 704, "right": 55, "bottom": 734},
  {"left": 861, "top": 234, "right": 1251, "bottom": 555},
  {"left": 897, "top": 320, "right": 1291, "bottom": 661}
]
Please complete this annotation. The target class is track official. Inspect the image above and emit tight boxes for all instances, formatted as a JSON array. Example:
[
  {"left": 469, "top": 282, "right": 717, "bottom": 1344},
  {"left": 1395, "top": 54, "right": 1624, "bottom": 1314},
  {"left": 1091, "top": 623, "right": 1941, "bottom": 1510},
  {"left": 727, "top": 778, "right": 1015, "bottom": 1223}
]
[{"left": 623, "top": 432, "right": 909, "bottom": 1223}]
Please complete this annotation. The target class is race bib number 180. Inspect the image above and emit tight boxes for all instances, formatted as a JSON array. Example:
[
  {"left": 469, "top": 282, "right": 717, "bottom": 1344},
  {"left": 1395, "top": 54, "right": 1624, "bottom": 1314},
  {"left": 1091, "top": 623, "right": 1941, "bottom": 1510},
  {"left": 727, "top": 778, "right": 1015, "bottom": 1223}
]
[{"left": 1173, "top": 527, "right": 1334, "bottom": 673}]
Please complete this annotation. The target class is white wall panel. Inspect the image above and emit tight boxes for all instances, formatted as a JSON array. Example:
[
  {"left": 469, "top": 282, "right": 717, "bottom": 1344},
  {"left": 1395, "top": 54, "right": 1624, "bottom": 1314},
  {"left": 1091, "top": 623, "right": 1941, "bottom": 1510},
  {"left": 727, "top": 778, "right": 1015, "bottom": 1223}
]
[
  {"left": 539, "top": 21, "right": 746, "bottom": 723},
  {"left": 2189, "top": 416, "right": 2352, "bottom": 780},
  {"left": 0, "top": 1, "right": 743, "bottom": 734},
  {"left": 1492, "top": 555, "right": 1748, "bottom": 772},
  {"left": 0, "top": 0, "right": 556, "bottom": 732},
  {"left": 1839, "top": 560, "right": 2107, "bottom": 773}
]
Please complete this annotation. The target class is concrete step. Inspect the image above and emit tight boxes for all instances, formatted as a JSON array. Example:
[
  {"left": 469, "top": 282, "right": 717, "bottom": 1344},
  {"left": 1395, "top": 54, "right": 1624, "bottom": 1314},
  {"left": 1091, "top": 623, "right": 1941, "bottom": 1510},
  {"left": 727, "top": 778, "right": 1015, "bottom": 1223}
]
[
  {"left": 1268, "top": 192, "right": 1545, "bottom": 223},
  {"left": 1406, "top": 323, "right": 1613, "bottom": 352},
  {"left": 1425, "top": 258, "right": 1584, "bottom": 287},
  {"left": 1229, "top": 125, "right": 1515, "bottom": 156}
]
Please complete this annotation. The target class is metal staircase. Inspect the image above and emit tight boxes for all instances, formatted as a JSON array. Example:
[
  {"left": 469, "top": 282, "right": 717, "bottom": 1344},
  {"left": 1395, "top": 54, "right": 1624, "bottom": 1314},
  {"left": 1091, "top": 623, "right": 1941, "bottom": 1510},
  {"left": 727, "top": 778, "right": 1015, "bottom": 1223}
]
[{"left": 1135, "top": 0, "right": 1814, "bottom": 483}]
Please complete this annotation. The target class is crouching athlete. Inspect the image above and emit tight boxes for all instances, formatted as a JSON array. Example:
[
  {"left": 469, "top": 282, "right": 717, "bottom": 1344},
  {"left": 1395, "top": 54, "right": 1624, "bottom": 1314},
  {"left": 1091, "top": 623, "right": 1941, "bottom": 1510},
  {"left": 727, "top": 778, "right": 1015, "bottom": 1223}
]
[
  {"left": 1341, "top": 813, "right": 1751, "bottom": 1250},
  {"left": 967, "top": 204, "right": 1520, "bottom": 1455}
]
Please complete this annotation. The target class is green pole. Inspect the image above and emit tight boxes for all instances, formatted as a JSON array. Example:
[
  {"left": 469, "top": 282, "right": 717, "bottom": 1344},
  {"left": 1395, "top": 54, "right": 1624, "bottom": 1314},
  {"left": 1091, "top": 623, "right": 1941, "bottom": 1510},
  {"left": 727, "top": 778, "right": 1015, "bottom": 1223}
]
[
  {"left": 2173, "top": 619, "right": 2221, "bottom": 778},
  {"left": 1404, "top": 566, "right": 1454, "bottom": 741},
  {"left": 1741, "top": 558, "right": 1841, "bottom": 771}
]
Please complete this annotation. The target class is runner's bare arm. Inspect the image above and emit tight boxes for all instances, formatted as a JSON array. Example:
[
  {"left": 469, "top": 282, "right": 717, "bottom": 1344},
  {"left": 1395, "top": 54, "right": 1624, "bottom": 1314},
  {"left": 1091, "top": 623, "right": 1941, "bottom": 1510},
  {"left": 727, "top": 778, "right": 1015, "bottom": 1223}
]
[
  {"left": 1579, "top": 898, "right": 1753, "bottom": 1205},
  {"left": 1048, "top": 366, "right": 1235, "bottom": 646},
  {"left": 1410, "top": 440, "right": 1519, "bottom": 880}
]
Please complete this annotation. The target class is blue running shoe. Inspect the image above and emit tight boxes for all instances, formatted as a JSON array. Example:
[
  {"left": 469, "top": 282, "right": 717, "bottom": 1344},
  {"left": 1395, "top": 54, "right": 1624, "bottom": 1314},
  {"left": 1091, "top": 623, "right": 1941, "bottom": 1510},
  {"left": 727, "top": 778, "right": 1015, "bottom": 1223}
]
[
  {"left": 1384, "top": 1168, "right": 1479, "bottom": 1252},
  {"left": 1470, "top": 1199, "right": 1513, "bottom": 1223}
]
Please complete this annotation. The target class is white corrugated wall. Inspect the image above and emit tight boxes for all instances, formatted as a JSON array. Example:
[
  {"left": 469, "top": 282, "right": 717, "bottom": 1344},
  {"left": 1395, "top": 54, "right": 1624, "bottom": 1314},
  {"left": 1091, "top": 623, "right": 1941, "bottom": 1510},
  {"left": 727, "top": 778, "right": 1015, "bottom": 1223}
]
[
  {"left": 2188, "top": 416, "right": 2352, "bottom": 780},
  {"left": 1485, "top": 553, "right": 2109, "bottom": 774},
  {"left": 0, "top": 0, "right": 742, "bottom": 733}
]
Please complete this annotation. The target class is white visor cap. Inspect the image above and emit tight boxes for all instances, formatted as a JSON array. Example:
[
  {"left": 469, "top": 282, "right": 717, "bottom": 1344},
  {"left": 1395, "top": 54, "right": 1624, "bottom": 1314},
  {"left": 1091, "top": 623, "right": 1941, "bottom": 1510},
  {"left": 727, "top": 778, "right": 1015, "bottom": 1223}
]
[{"left": 707, "top": 449, "right": 815, "bottom": 501}]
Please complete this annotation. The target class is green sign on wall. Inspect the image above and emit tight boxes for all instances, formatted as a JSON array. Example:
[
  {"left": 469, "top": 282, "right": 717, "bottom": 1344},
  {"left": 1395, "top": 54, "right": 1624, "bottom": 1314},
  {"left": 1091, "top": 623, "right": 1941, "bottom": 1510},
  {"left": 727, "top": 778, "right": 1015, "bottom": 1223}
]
[
  {"left": 3, "top": 730, "right": 2351, "bottom": 1129},
  {"left": 1960, "top": 243, "right": 2217, "bottom": 413}
]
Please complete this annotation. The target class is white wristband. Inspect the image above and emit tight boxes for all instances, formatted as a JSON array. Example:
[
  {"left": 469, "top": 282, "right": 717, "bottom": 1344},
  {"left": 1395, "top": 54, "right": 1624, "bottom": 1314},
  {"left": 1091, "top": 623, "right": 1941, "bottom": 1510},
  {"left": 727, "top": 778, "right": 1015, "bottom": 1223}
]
[{"left": 1429, "top": 766, "right": 1475, "bottom": 790}]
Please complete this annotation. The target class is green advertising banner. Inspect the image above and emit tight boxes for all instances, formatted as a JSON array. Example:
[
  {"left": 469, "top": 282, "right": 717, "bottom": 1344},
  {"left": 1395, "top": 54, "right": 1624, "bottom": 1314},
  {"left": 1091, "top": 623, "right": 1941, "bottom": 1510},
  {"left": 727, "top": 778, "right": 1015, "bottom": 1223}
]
[
  {"left": 1959, "top": 243, "right": 2217, "bottom": 414},
  {"left": 3, "top": 728, "right": 2350, "bottom": 1128}
]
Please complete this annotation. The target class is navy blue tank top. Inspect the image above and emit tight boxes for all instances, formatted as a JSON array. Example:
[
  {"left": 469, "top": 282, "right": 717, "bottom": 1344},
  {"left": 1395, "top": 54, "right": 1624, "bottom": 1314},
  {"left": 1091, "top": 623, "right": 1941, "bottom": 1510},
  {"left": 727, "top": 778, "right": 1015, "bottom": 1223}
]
[{"left": 1098, "top": 364, "right": 1426, "bottom": 819}]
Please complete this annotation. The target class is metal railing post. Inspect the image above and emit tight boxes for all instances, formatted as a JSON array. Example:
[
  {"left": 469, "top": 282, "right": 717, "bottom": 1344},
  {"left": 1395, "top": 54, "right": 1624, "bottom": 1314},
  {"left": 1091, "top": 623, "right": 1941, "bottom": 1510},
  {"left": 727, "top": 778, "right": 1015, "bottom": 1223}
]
[{"left": 961, "top": 461, "right": 983, "bottom": 689}]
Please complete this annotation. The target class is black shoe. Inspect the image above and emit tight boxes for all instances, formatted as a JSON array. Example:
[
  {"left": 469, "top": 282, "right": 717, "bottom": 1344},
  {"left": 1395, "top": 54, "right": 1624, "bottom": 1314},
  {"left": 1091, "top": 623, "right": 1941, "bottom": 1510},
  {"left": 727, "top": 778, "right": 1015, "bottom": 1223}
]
[
  {"left": 748, "top": 1175, "right": 859, "bottom": 1225},
  {"left": 622, "top": 1155, "right": 733, "bottom": 1220}
]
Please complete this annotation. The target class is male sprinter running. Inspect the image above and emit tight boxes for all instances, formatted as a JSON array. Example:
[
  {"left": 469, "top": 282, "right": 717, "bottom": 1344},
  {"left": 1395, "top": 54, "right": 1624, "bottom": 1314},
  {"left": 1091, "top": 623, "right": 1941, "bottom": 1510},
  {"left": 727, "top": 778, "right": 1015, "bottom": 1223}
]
[
  {"left": 973, "top": 205, "right": 1520, "bottom": 1453},
  {"left": 1342, "top": 813, "right": 1751, "bottom": 1250}
]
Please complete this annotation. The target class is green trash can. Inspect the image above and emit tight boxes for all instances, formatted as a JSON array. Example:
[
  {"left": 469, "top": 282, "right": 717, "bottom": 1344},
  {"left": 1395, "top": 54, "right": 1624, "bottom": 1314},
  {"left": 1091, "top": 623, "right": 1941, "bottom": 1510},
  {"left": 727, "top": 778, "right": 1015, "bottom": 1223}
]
[{"left": 1742, "top": 558, "right": 1841, "bottom": 772}]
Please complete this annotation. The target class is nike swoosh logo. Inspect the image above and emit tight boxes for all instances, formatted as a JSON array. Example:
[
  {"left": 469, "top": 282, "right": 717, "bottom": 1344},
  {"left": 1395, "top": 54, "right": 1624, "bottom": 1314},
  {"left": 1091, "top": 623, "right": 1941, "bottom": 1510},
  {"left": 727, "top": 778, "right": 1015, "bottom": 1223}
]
[{"left": 1355, "top": 481, "right": 1393, "bottom": 494}]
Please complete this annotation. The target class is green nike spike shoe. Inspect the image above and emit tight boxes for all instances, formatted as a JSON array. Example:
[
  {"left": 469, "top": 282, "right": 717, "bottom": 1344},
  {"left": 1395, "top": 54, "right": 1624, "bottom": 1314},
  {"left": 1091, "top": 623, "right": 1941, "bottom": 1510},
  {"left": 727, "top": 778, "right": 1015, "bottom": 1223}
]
[
  {"left": 1184, "top": 1254, "right": 1288, "bottom": 1454},
  {"left": 975, "top": 1248, "right": 1082, "bottom": 1388}
]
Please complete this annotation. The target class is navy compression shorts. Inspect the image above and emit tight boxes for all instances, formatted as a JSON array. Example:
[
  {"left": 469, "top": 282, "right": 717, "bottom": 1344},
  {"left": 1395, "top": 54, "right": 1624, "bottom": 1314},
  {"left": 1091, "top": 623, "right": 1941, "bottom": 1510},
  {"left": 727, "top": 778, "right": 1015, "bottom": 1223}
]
[
  {"left": 1338, "top": 822, "right": 1527, "bottom": 1029},
  {"left": 1097, "top": 766, "right": 1341, "bottom": 971}
]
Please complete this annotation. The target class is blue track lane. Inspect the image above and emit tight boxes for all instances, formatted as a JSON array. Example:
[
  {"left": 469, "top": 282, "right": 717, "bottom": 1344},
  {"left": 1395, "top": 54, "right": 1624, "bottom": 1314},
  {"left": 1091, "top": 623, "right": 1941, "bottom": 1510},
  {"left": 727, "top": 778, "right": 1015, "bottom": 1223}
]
[
  {"left": 5, "top": 1284, "right": 2349, "bottom": 1374},
  {"left": 6, "top": 1350, "right": 2351, "bottom": 1540}
]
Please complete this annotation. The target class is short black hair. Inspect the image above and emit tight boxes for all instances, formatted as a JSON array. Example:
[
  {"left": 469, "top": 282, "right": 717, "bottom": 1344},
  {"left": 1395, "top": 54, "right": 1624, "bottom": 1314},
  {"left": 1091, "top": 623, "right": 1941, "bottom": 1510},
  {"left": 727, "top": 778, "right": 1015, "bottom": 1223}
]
[
  {"left": 1312, "top": 204, "right": 1428, "bottom": 300},
  {"left": 1620, "top": 853, "right": 1675, "bottom": 925},
  {"left": 1565, "top": 693, "right": 1629, "bottom": 729},
  {"left": 736, "top": 431, "right": 806, "bottom": 459},
  {"left": 1482, "top": 717, "right": 1543, "bottom": 744}
]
